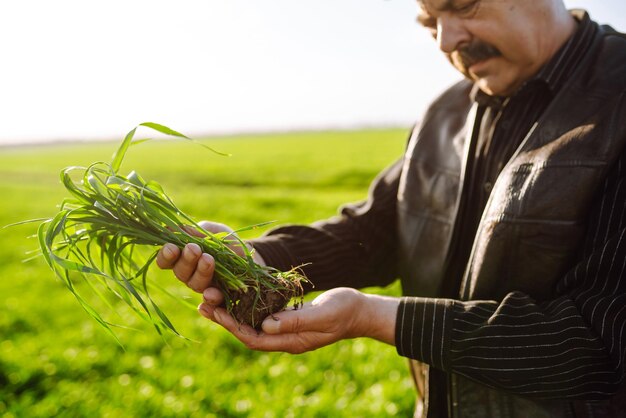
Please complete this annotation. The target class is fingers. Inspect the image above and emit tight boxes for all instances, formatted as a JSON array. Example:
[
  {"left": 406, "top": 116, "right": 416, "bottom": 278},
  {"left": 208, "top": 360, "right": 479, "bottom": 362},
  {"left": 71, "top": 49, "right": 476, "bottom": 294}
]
[
  {"left": 197, "top": 304, "right": 323, "bottom": 354},
  {"left": 198, "top": 288, "right": 369, "bottom": 354},
  {"left": 204, "top": 306, "right": 310, "bottom": 354},
  {"left": 156, "top": 243, "right": 180, "bottom": 269},
  {"left": 261, "top": 304, "right": 312, "bottom": 335},
  {"left": 181, "top": 225, "right": 207, "bottom": 238},
  {"left": 197, "top": 303, "right": 219, "bottom": 322},
  {"left": 198, "top": 220, "right": 234, "bottom": 235},
  {"left": 196, "top": 288, "right": 226, "bottom": 321},
  {"left": 172, "top": 243, "right": 202, "bottom": 284},
  {"left": 157, "top": 220, "right": 243, "bottom": 294},
  {"left": 203, "top": 287, "right": 224, "bottom": 306},
  {"left": 157, "top": 242, "right": 216, "bottom": 293},
  {"left": 187, "top": 253, "right": 215, "bottom": 293},
  {"left": 197, "top": 220, "right": 250, "bottom": 257},
  {"left": 179, "top": 221, "right": 231, "bottom": 238}
]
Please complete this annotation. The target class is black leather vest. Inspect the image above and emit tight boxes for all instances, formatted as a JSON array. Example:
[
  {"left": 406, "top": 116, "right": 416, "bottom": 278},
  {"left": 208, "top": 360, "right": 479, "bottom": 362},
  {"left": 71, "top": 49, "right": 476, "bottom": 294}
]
[{"left": 397, "top": 22, "right": 626, "bottom": 418}]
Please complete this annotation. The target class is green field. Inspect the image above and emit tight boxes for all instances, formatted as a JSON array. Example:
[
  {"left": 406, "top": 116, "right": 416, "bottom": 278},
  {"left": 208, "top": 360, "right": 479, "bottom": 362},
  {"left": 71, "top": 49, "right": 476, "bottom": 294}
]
[{"left": 0, "top": 129, "right": 416, "bottom": 417}]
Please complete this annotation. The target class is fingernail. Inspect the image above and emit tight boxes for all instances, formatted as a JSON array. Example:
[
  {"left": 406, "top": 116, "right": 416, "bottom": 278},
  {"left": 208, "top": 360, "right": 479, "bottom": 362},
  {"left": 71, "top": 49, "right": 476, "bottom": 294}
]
[
  {"left": 163, "top": 244, "right": 176, "bottom": 259},
  {"left": 199, "top": 253, "right": 213, "bottom": 271},
  {"left": 198, "top": 304, "right": 209, "bottom": 318},
  {"left": 213, "top": 309, "right": 222, "bottom": 324},
  {"left": 185, "top": 243, "right": 201, "bottom": 259}
]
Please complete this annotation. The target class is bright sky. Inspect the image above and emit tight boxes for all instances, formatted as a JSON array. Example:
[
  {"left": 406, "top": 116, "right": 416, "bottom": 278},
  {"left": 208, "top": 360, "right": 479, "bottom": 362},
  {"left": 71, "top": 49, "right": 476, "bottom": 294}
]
[{"left": 1, "top": 0, "right": 624, "bottom": 145}]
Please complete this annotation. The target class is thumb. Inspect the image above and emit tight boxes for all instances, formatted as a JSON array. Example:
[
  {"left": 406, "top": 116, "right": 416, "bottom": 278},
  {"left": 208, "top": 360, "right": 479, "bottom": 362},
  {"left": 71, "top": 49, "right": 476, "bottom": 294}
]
[
  {"left": 198, "top": 220, "right": 234, "bottom": 235},
  {"left": 261, "top": 305, "right": 312, "bottom": 335}
]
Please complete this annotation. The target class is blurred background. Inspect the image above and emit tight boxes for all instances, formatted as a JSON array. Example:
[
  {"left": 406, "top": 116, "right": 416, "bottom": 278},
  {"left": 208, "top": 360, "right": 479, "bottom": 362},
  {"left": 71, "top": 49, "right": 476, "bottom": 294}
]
[
  {"left": 1, "top": 0, "right": 624, "bottom": 146},
  {"left": 2, "top": 1, "right": 626, "bottom": 417}
]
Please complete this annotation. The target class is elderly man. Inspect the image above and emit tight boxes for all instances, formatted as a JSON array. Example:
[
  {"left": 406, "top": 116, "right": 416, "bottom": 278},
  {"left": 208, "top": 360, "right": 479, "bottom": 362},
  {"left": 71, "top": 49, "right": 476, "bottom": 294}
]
[{"left": 158, "top": 0, "right": 626, "bottom": 416}]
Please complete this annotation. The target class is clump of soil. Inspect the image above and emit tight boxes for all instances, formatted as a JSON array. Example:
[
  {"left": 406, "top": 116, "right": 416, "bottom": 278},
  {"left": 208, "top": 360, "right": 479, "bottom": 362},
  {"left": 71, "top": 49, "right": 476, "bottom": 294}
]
[{"left": 229, "top": 275, "right": 305, "bottom": 330}]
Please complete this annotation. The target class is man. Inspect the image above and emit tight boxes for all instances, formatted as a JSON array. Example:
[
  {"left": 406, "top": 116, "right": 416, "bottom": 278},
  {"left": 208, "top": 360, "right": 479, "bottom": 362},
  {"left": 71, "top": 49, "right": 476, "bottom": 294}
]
[{"left": 157, "top": 0, "right": 626, "bottom": 416}]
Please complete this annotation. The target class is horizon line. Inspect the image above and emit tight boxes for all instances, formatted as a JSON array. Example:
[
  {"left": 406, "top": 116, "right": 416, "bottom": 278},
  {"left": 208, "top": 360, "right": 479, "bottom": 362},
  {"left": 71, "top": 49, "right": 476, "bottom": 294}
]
[{"left": 0, "top": 122, "right": 413, "bottom": 148}]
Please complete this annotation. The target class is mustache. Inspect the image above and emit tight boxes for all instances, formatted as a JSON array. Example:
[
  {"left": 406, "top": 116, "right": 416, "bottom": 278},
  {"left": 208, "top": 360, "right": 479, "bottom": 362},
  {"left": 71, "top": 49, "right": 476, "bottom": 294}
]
[{"left": 450, "top": 41, "right": 501, "bottom": 72}]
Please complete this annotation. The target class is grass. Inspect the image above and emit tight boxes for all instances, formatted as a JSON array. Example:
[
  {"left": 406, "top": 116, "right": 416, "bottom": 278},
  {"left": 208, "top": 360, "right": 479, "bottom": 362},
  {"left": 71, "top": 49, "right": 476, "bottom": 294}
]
[
  {"left": 35, "top": 123, "right": 308, "bottom": 335},
  {"left": 0, "top": 128, "right": 415, "bottom": 417}
]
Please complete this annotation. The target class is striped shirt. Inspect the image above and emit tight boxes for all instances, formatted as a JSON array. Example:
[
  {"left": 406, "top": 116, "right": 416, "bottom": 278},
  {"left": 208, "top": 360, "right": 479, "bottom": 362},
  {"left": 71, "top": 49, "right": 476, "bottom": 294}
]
[
  {"left": 443, "top": 14, "right": 598, "bottom": 296},
  {"left": 398, "top": 14, "right": 626, "bottom": 401},
  {"left": 395, "top": 147, "right": 626, "bottom": 400},
  {"left": 252, "top": 12, "right": 626, "bottom": 401}
]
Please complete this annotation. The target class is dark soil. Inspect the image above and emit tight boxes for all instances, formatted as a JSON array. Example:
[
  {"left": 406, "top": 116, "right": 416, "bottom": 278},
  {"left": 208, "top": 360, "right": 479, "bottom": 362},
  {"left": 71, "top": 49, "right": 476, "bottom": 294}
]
[{"left": 230, "top": 281, "right": 302, "bottom": 330}]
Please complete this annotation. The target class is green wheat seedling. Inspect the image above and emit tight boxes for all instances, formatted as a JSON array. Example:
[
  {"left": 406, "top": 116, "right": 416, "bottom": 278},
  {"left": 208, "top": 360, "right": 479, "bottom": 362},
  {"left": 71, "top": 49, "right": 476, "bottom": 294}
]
[{"left": 21, "top": 123, "right": 307, "bottom": 342}]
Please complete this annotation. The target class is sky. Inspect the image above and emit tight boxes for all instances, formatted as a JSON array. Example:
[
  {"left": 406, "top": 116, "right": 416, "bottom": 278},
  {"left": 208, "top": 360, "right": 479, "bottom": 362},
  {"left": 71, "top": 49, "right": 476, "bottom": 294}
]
[{"left": 1, "top": 0, "right": 625, "bottom": 145}]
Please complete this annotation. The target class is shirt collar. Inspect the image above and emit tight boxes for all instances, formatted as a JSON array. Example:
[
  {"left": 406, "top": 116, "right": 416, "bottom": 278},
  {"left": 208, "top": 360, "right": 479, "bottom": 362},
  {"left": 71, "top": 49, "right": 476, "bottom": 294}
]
[{"left": 533, "top": 10, "right": 596, "bottom": 93}]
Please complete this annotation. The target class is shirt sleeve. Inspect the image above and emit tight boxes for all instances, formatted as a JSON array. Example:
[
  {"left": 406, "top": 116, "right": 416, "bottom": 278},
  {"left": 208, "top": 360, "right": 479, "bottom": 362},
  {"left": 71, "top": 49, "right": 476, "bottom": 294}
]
[
  {"left": 250, "top": 158, "right": 403, "bottom": 291},
  {"left": 396, "top": 151, "right": 626, "bottom": 400}
]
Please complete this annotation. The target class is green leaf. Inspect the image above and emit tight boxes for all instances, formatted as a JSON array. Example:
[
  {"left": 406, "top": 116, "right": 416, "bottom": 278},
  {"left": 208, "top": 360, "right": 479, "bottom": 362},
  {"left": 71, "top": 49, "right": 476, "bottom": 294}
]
[
  {"left": 31, "top": 123, "right": 308, "bottom": 342},
  {"left": 2, "top": 218, "right": 50, "bottom": 229},
  {"left": 139, "top": 122, "right": 190, "bottom": 139},
  {"left": 111, "top": 127, "right": 137, "bottom": 172},
  {"left": 139, "top": 121, "right": 231, "bottom": 157}
]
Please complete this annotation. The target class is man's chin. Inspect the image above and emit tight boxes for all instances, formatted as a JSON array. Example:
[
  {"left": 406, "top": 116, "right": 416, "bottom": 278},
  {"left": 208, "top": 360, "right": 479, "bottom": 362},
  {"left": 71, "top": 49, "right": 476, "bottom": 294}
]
[
  {"left": 470, "top": 60, "right": 524, "bottom": 97},
  {"left": 475, "top": 81, "right": 498, "bottom": 96},
  {"left": 452, "top": 62, "right": 518, "bottom": 97},
  {"left": 475, "top": 77, "right": 517, "bottom": 97}
]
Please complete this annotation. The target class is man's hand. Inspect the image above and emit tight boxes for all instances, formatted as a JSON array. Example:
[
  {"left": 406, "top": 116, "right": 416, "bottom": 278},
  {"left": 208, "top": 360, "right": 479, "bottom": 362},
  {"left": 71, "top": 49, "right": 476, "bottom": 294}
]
[
  {"left": 198, "top": 287, "right": 400, "bottom": 354},
  {"left": 155, "top": 220, "right": 265, "bottom": 295}
]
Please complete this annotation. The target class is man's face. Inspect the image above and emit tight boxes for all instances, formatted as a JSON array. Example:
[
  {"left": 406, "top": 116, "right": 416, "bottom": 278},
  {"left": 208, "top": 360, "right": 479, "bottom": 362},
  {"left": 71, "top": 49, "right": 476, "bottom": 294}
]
[{"left": 417, "top": 0, "right": 560, "bottom": 96}]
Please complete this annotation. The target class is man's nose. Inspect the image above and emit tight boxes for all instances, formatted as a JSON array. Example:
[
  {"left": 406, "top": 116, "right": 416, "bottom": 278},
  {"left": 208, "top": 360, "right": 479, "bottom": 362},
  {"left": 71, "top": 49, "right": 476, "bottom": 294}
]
[{"left": 437, "top": 14, "right": 470, "bottom": 53}]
